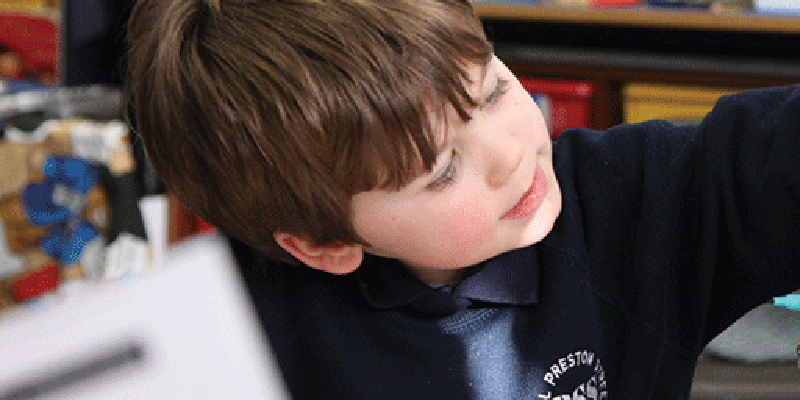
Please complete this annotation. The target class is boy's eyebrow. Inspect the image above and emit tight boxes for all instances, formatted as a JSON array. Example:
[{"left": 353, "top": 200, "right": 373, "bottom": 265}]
[{"left": 474, "top": 59, "right": 492, "bottom": 99}]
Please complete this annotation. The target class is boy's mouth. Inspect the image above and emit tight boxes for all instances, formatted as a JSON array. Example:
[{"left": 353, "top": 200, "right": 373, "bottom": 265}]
[{"left": 501, "top": 165, "right": 548, "bottom": 220}]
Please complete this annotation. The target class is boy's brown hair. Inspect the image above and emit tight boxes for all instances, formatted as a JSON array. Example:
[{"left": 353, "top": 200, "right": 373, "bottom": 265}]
[{"left": 125, "top": 0, "right": 492, "bottom": 263}]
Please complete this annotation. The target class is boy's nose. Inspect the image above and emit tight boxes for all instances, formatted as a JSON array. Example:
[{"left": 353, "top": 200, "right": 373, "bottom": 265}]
[{"left": 480, "top": 132, "right": 523, "bottom": 189}]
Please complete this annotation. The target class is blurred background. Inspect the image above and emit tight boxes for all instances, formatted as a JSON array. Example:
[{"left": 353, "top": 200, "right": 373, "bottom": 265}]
[{"left": 0, "top": 0, "right": 169, "bottom": 318}]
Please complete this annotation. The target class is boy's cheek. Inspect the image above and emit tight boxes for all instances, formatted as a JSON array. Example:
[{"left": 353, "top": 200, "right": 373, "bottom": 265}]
[{"left": 435, "top": 207, "right": 495, "bottom": 259}]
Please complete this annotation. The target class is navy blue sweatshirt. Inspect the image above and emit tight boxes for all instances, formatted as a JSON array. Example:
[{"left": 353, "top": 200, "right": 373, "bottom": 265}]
[{"left": 231, "top": 85, "right": 800, "bottom": 399}]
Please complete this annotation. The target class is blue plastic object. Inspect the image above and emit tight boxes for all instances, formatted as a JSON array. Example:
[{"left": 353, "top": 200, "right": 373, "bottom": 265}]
[{"left": 773, "top": 294, "right": 800, "bottom": 311}]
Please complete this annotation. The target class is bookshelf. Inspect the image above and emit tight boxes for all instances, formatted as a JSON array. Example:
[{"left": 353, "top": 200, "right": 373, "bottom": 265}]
[
  {"left": 474, "top": 4, "right": 800, "bottom": 34},
  {"left": 475, "top": 4, "right": 800, "bottom": 129}
]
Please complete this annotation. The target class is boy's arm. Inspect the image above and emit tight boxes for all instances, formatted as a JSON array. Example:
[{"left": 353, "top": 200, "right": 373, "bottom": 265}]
[
  {"left": 561, "top": 84, "right": 800, "bottom": 353},
  {"left": 695, "top": 85, "right": 800, "bottom": 342}
]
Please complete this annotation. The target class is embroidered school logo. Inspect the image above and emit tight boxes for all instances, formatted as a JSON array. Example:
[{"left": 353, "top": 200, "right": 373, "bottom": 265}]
[{"left": 537, "top": 349, "right": 608, "bottom": 400}]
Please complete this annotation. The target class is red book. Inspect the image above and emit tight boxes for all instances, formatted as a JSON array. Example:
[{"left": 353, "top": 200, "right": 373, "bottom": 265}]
[{"left": 11, "top": 263, "right": 60, "bottom": 302}]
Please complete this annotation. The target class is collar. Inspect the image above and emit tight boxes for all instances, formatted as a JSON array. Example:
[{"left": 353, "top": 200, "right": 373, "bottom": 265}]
[{"left": 355, "top": 246, "right": 539, "bottom": 316}]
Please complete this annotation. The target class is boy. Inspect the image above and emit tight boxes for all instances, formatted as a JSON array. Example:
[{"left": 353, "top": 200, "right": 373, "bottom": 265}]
[{"left": 125, "top": 0, "right": 800, "bottom": 398}]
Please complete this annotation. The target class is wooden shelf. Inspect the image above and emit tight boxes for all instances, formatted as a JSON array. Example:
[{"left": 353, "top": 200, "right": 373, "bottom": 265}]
[
  {"left": 502, "top": 58, "right": 799, "bottom": 130},
  {"left": 474, "top": 4, "right": 800, "bottom": 34}
]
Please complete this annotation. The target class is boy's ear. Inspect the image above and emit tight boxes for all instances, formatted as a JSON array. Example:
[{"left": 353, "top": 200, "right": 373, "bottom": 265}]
[{"left": 273, "top": 233, "right": 363, "bottom": 275}]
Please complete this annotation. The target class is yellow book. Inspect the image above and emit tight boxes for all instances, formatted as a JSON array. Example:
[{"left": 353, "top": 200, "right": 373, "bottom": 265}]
[
  {"left": 0, "top": 0, "right": 57, "bottom": 11},
  {"left": 623, "top": 83, "right": 742, "bottom": 125}
]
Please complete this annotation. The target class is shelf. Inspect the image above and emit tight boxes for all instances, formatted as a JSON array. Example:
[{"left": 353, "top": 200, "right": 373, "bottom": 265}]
[
  {"left": 502, "top": 57, "right": 800, "bottom": 130},
  {"left": 474, "top": 4, "right": 800, "bottom": 34},
  {"left": 475, "top": 3, "right": 800, "bottom": 132},
  {"left": 496, "top": 44, "right": 800, "bottom": 78}
]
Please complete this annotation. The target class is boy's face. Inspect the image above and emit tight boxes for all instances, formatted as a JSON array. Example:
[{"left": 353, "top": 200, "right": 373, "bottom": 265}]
[{"left": 351, "top": 56, "right": 562, "bottom": 284}]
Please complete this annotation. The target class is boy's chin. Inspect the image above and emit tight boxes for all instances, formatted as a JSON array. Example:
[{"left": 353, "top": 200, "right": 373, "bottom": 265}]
[{"left": 512, "top": 182, "right": 563, "bottom": 250}]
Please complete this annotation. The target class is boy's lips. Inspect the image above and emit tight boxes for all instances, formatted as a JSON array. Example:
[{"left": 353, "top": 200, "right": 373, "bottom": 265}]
[{"left": 501, "top": 165, "right": 548, "bottom": 220}]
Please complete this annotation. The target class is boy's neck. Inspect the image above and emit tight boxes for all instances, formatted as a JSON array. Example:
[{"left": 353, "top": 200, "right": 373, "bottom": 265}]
[{"left": 403, "top": 263, "right": 469, "bottom": 287}]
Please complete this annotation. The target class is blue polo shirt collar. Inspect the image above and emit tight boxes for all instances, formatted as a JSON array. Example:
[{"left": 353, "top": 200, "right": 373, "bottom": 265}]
[{"left": 356, "top": 246, "right": 539, "bottom": 314}]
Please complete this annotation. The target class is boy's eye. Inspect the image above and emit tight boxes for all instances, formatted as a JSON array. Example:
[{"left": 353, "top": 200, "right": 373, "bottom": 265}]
[
  {"left": 426, "top": 150, "right": 458, "bottom": 191},
  {"left": 483, "top": 78, "right": 510, "bottom": 107}
]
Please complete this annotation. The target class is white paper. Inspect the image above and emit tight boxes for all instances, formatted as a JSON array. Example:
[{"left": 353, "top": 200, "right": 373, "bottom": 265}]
[{"left": 0, "top": 235, "right": 289, "bottom": 399}]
